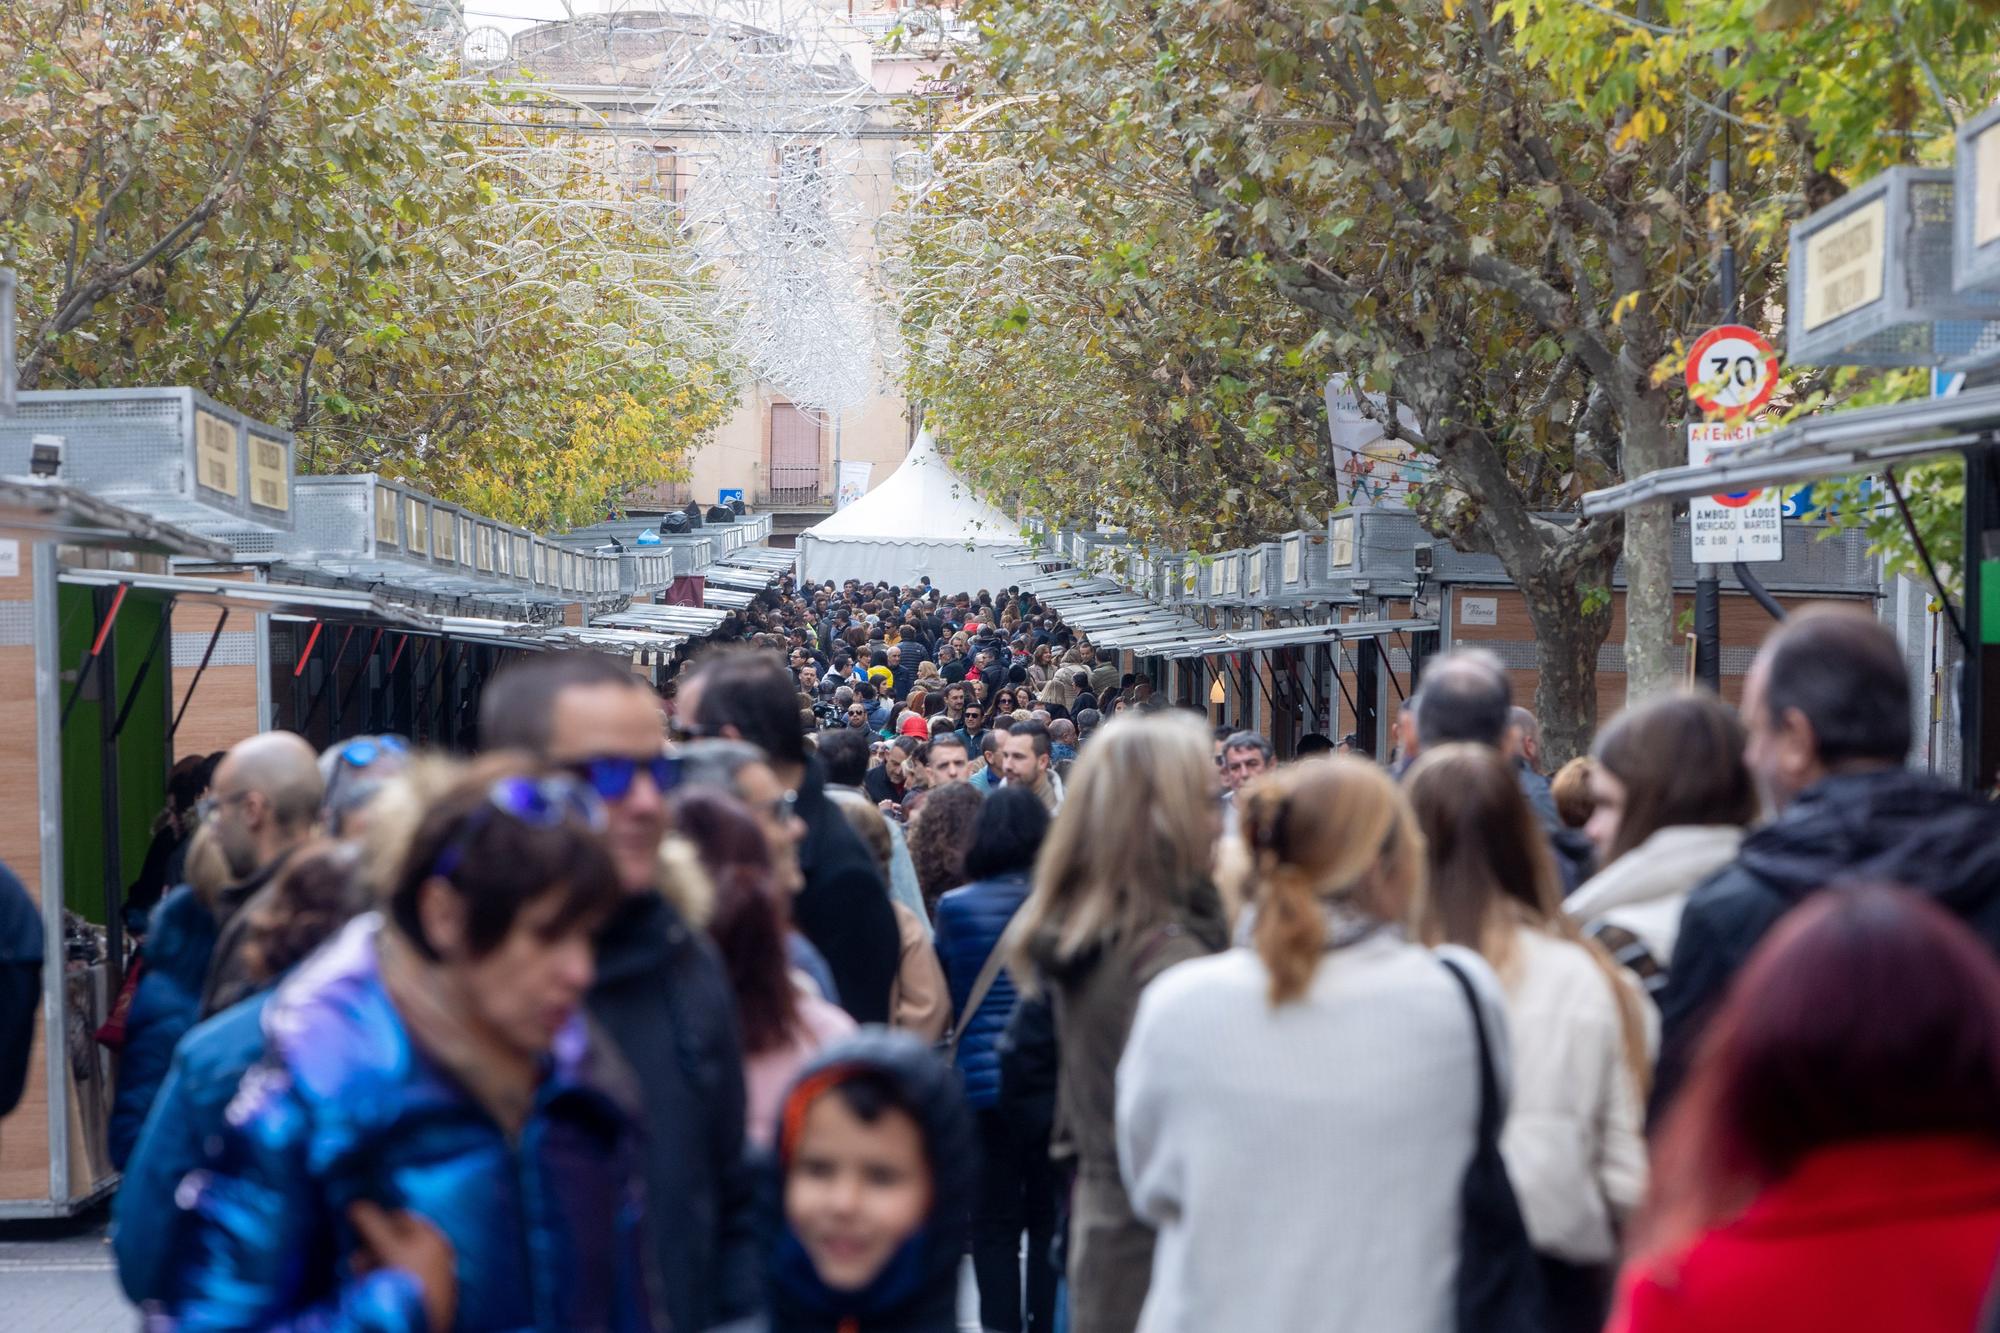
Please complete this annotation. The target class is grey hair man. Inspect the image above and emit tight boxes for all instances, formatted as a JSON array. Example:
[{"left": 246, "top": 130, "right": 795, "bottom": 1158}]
[
  {"left": 1220, "top": 731, "right": 1275, "bottom": 793},
  {"left": 1408, "top": 648, "right": 1590, "bottom": 893}
]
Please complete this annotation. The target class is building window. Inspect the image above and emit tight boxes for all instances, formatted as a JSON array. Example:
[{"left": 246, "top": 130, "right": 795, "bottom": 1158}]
[{"left": 767, "top": 403, "right": 824, "bottom": 504}]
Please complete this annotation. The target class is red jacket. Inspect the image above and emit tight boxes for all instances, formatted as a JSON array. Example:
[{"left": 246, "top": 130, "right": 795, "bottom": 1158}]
[{"left": 1612, "top": 1136, "right": 2000, "bottom": 1333}]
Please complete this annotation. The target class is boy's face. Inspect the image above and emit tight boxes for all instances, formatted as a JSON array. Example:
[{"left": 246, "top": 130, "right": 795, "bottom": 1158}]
[{"left": 786, "top": 1094, "right": 933, "bottom": 1292}]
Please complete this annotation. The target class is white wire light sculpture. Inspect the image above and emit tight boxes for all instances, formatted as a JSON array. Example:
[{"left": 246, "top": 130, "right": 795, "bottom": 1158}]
[
  {"left": 418, "top": 3, "right": 891, "bottom": 412},
  {"left": 642, "top": 1, "right": 878, "bottom": 412}
]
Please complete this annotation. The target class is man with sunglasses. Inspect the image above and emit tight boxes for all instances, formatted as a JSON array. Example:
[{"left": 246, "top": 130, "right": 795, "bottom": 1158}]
[{"left": 480, "top": 652, "right": 760, "bottom": 1333}]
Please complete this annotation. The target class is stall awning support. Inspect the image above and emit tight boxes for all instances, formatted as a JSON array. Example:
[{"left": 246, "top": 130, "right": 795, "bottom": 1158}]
[
  {"left": 172, "top": 609, "right": 230, "bottom": 740},
  {"left": 301, "top": 625, "right": 356, "bottom": 732},
  {"left": 109, "top": 603, "right": 173, "bottom": 743},
  {"left": 335, "top": 628, "right": 385, "bottom": 726},
  {"left": 61, "top": 581, "right": 129, "bottom": 728},
  {"left": 293, "top": 621, "right": 324, "bottom": 678}
]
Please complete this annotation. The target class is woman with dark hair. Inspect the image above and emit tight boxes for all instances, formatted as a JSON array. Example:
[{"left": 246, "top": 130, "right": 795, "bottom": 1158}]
[
  {"left": 933, "top": 788, "right": 1056, "bottom": 1333},
  {"left": 1612, "top": 884, "right": 2000, "bottom": 1332},
  {"left": 125, "top": 754, "right": 213, "bottom": 927},
  {"left": 172, "top": 759, "right": 654, "bottom": 1331},
  {"left": 1566, "top": 692, "right": 1759, "bottom": 991},
  {"left": 1408, "top": 744, "right": 1653, "bottom": 1333},
  {"left": 907, "top": 780, "right": 986, "bottom": 911},
  {"left": 676, "top": 788, "right": 855, "bottom": 1151}
]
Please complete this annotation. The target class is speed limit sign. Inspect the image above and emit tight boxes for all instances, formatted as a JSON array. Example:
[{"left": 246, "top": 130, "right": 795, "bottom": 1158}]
[{"left": 1686, "top": 324, "right": 1780, "bottom": 417}]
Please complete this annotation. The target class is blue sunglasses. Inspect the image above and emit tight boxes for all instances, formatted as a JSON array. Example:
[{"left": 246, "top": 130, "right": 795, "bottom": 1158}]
[
  {"left": 566, "top": 754, "right": 681, "bottom": 802},
  {"left": 338, "top": 735, "right": 409, "bottom": 769},
  {"left": 432, "top": 776, "right": 607, "bottom": 880}
]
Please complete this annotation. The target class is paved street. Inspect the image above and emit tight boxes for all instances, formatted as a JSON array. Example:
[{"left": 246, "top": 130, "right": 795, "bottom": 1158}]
[
  {"left": 0, "top": 1207, "right": 984, "bottom": 1330},
  {"left": 0, "top": 1209, "right": 137, "bottom": 1330}
]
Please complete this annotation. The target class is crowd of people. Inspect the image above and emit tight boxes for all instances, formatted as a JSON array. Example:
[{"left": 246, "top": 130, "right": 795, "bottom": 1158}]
[{"left": 5, "top": 573, "right": 2000, "bottom": 1333}]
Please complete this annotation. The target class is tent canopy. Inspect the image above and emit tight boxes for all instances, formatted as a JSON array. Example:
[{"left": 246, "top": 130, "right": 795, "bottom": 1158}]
[{"left": 798, "top": 428, "right": 1022, "bottom": 595}]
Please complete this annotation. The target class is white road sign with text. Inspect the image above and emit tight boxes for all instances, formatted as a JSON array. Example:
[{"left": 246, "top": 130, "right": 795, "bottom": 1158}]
[{"left": 1688, "top": 422, "right": 1783, "bottom": 563}]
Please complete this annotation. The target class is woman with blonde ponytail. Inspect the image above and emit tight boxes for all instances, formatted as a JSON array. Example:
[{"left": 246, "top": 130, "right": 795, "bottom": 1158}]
[
  {"left": 1406, "top": 743, "right": 1655, "bottom": 1333},
  {"left": 1007, "top": 710, "right": 1229, "bottom": 1333},
  {"left": 1114, "top": 757, "right": 1507, "bottom": 1333}
]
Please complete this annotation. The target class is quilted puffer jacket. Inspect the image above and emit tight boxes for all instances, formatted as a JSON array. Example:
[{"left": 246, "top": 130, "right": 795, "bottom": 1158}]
[
  {"left": 172, "top": 915, "right": 656, "bottom": 1332},
  {"left": 933, "top": 872, "right": 1033, "bottom": 1109}
]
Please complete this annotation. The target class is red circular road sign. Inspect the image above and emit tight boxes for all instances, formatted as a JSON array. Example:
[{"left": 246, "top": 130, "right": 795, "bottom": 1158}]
[
  {"left": 1686, "top": 324, "right": 1780, "bottom": 418},
  {"left": 1713, "top": 489, "right": 1763, "bottom": 508}
]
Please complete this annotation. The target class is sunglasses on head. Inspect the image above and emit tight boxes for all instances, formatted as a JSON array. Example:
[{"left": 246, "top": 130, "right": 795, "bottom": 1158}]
[
  {"left": 338, "top": 735, "right": 409, "bottom": 769},
  {"left": 566, "top": 753, "right": 682, "bottom": 802},
  {"left": 432, "top": 775, "right": 607, "bottom": 880}
]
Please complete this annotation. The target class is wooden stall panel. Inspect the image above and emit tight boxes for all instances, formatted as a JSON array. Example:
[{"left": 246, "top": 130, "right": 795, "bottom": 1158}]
[
  {"left": 169, "top": 662, "right": 261, "bottom": 762},
  {"left": 0, "top": 644, "right": 43, "bottom": 902}
]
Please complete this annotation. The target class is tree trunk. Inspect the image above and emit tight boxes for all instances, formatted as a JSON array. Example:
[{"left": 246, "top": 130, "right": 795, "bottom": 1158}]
[
  {"left": 1520, "top": 554, "right": 1619, "bottom": 766},
  {"left": 1621, "top": 404, "right": 1682, "bottom": 702}
]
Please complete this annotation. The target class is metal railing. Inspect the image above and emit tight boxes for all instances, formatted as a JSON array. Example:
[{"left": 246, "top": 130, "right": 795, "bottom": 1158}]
[{"left": 757, "top": 483, "right": 833, "bottom": 508}]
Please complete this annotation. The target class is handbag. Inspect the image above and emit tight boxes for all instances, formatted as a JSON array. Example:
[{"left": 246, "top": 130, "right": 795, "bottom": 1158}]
[{"left": 1438, "top": 955, "right": 1550, "bottom": 1333}]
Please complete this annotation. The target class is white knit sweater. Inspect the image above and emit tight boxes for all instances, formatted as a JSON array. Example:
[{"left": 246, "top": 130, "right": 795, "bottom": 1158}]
[
  {"left": 1116, "top": 934, "right": 1509, "bottom": 1333},
  {"left": 1494, "top": 926, "right": 1653, "bottom": 1263}
]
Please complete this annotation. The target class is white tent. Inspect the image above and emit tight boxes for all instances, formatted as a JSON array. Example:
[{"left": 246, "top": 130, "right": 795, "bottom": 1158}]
[{"left": 797, "top": 428, "right": 1021, "bottom": 594}]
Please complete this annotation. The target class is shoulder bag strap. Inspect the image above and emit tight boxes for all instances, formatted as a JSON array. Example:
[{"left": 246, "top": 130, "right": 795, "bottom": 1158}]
[
  {"left": 1438, "top": 956, "right": 1501, "bottom": 1144},
  {"left": 946, "top": 939, "right": 1012, "bottom": 1066}
]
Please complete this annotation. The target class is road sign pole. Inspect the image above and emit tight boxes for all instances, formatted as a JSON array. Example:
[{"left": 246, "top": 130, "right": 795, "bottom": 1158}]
[
  {"left": 1694, "top": 571, "right": 1722, "bottom": 691},
  {"left": 1696, "top": 125, "right": 1733, "bottom": 694}
]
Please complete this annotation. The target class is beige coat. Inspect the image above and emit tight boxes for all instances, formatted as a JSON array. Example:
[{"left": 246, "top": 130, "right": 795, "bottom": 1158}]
[{"left": 889, "top": 902, "right": 949, "bottom": 1042}]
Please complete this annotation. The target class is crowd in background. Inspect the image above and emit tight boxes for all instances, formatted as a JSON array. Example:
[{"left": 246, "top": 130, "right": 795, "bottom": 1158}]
[{"left": 4, "top": 573, "right": 2000, "bottom": 1333}]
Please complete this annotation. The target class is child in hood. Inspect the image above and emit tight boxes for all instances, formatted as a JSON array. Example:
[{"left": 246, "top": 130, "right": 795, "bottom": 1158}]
[{"left": 730, "top": 1029, "right": 975, "bottom": 1333}]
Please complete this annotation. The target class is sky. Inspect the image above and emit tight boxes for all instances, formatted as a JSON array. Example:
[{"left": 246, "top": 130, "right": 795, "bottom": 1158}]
[{"left": 455, "top": 0, "right": 614, "bottom": 36}]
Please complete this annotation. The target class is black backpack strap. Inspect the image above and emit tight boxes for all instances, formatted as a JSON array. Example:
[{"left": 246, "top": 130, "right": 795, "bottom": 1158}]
[{"left": 1439, "top": 955, "right": 1501, "bottom": 1144}]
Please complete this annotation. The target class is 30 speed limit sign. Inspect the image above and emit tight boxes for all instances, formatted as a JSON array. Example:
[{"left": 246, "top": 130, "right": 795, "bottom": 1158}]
[{"left": 1686, "top": 324, "right": 1780, "bottom": 417}]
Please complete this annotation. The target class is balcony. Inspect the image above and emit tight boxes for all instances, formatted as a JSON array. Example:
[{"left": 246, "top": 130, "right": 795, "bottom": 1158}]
[{"left": 756, "top": 484, "right": 833, "bottom": 510}]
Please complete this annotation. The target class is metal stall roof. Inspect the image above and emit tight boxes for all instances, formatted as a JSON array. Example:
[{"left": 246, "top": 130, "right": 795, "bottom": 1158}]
[
  {"left": 1188, "top": 617, "right": 1440, "bottom": 656},
  {"left": 273, "top": 475, "right": 556, "bottom": 613},
  {"left": 0, "top": 476, "right": 233, "bottom": 561},
  {"left": 0, "top": 387, "right": 295, "bottom": 552},
  {"left": 703, "top": 563, "right": 783, "bottom": 593},
  {"left": 58, "top": 567, "right": 438, "bottom": 629},
  {"left": 543, "top": 624, "right": 687, "bottom": 664},
  {"left": 436, "top": 615, "right": 551, "bottom": 650},
  {"left": 1582, "top": 384, "right": 2000, "bottom": 516},
  {"left": 593, "top": 603, "right": 730, "bottom": 636}
]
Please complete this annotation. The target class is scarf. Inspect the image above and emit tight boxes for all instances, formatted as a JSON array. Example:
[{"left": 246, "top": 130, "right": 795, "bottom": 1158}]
[{"left": 378, "top": 928, "right": 543, "bottom": 1140}]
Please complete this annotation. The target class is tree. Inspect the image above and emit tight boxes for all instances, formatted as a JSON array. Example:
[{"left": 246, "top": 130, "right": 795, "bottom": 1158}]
[
  {"left": 0, "top": 0, "right": 735, "bottom": 531},
  {"left": 922, "top": 0, "right": 1783, "bottom": 758},
  {"left": 896, "top": 95, "right": 1340, "bottom": 551}
]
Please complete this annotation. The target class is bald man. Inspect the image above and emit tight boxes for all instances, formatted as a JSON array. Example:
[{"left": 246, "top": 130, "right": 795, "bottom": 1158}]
[{"left": 197, "top": 731, "right": 325, "bottom": 1016}]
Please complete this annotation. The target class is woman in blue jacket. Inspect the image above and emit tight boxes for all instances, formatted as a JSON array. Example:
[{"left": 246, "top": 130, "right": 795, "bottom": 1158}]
[
  {"left": 172, "top": 761, "right": 655, "bottom": 1333},
  {"left": 932, "top": 787, "right": 1055, "bottom": 1333},
  {"left": 113, "top": 839, "right": 370, "bottom": 1311},
  {"left": 106, "top": 825, "right": 229, "bottom": 1169}
]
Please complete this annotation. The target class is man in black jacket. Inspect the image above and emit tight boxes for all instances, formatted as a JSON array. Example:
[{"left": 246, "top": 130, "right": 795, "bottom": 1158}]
[
  {"left": 481, "top": 652, "right": 759, "bottom": 1333},
  {"left": 684, "top": 648, "right": 902, "bottom": 1024},
  {"left": 1654, "top": 608, "right": 2000, "bottom": 1117}
]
